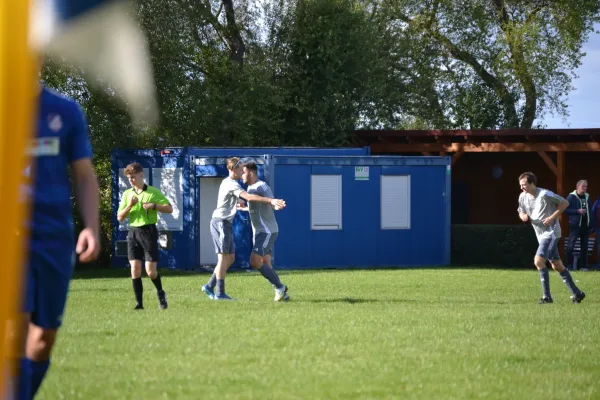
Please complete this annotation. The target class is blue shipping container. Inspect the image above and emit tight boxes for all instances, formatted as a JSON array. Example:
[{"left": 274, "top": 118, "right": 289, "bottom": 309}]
[
  {"left": 111, "top": 147, "right": 370, "bottom": 269},
  {"left": 111, "top": 148, "right": 450, "bottom": 269}
]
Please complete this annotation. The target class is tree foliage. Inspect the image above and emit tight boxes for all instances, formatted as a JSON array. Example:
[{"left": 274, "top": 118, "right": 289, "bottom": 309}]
[
  {"left": 382, "top": 0, "right": 599, "bottom": 128},
  {"left": 40, "top": 0, "right": 599, "bottom": 263}
]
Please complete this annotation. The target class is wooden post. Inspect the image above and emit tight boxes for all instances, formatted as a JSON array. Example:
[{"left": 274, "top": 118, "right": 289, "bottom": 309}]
[
  {"left": 557, "top": 151, "right": 565, "bottom": 196},
  {"left": 557, "top": 151, "right": 566, "bottom": 259},
  {"left": 451, "top": 151, "right": 464, "bottom": 166}
]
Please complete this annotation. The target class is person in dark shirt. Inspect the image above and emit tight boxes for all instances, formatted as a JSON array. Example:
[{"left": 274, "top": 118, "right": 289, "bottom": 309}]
[{"left": 565, "top": 180, "right": 591, "bottom": 270}]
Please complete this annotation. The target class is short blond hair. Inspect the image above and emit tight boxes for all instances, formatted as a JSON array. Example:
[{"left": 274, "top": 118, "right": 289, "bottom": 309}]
[
  {"left": 124, "top": 162, "right": 143, "bottom": 175},
  {"left": 227, "top": 157, "right": 241, "bottom": 170}
]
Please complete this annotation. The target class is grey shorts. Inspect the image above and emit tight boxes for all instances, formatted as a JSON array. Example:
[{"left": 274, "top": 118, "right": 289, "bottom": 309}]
[
  {"left": 210, "top": 218, "right": 234, "bottom": 254},
  {"left": 536, "top": 236, "right": 560, "bottom": 261},
  {"left": 252, "top": 232, "right": 278, "bottom": 256}
]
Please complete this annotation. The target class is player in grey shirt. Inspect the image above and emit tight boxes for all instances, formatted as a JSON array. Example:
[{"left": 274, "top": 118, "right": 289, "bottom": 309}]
[
  {"left": 517, "top": 172, "right": 585, "bottom": 304},
  {"left": 202, "top": 157, "right": 286, "bottom": 300},
  {"left": 239, "top": 161, "right": 289, "bottom": 301}
]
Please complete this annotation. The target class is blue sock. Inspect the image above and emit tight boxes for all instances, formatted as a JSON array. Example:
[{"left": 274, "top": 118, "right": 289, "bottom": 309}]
[
  {"left": 215, "top": 279, "right": 225, "bottom": 296},
  {"left": 258, "top": 265, "right": 283, "bottom": 289},
  {"left": 207, "top": 273, "right": 217, "bottom": 290},
  {"left": 539, "top": 268, "right": 551, "bottom": 298},
  {"left": 17, "top": 358, "right": 31, "bottom": 400},
  {"left": 559, "top": 269, "right": 580, "bottom": 296},
  {"left": 30, "top": 359, "right": 50, "bottom": 398}
]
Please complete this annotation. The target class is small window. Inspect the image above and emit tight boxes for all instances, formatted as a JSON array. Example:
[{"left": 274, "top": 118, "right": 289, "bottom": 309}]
[
  {"left": 311, "top": 175, "right": 342, "bottom": 230},
  {"left": 152, "top": 168, "right": 184, "bottom": 231},
  {"left": 381, "top": 175, "right": 411, "bottom": 229}
]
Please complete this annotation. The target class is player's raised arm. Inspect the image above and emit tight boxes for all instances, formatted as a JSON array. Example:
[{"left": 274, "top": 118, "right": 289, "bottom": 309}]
[
  {"left": 117, "top": 194, "right": 137, "bottom": 222},
  {"left": 142, "top": 190, "right": 173, "bottom": 214},
  {"left": 239, "top": 191, "right": 286, "bottom": 210}
]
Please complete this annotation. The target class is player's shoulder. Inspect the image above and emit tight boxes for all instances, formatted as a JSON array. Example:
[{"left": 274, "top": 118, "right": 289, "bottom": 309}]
[
  {"left": 255, "top": 180, "right": 270, "bottom": 189},
  {"left": 248, "top": 180, "right": 269, "bottom": 192},
  {"left": 247, "top": 180, "right": 263, "bottom": 189},
  {"left": 121, "top": 187, "right": 133, "bottom": 198},
  {"left": 40, "top": 87, "right": 87, "bottom": 133},
  {"left": 41, "top": 86, "right": 84, "bottom": 116},
  {"left": 147, "top": 185, "right": 164, "bottom": 195},
  {"left": 221, "top": 177, "right": 242, "bottom": 192},
  {"left": 539, "top": 187, "right": 563, "bottom": 199}
]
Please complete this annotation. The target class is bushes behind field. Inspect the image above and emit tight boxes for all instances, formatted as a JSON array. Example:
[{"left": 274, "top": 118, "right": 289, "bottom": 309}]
[{"left": 451, "top": 224, "right": 540, "bottom": 268}]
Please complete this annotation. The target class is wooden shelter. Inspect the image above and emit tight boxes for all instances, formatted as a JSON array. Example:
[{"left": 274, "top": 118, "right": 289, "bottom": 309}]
[
  {"left": 357, "top": 129, "right": 600, "bottom": 197},
  {"left": 356, "top": 129, "right": 600, "bottom": 259}
]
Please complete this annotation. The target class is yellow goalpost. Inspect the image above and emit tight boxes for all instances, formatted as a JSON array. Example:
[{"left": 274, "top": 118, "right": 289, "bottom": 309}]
[{"left": 0, "top": 0, "right": 36, "bottom": 395}]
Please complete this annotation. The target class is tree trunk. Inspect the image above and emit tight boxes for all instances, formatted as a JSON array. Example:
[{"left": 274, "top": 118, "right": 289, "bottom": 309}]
[{"left": 222, "top": 0, "right": 245, "bottom": 69}]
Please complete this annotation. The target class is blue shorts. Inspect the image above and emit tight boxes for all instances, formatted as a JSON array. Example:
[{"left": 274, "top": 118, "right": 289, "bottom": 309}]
[
  {"left": 210, "top": 218, "right": 234, "bottom": 254},
  {"left": 24, "top": 240, "right": 75, "bottom": 329},
  {"left": 536, "top": 236, "right": 560, "bottom": 261},
  {"left": 252, "top": 232, "right": 278, "bottom": 256}
]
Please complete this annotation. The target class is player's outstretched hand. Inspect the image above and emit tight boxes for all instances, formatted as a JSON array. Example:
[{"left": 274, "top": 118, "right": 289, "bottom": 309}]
[
  {"left": 76, "top": 227, "right": 100, "bottom": 263},
  {"left": 271, "top": 199, "right": 286, "bottom": 210}
]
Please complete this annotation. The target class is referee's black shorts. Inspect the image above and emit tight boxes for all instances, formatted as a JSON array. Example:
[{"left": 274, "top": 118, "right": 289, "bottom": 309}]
[{"left": 127, "top": 224, "right": 160, "bottom": 262}]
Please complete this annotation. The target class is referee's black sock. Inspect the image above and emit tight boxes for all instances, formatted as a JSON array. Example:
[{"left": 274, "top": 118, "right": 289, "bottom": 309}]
[
  {"left": 132, "top": 277, "right": 143, "bottom": 306},
  {"left": 151, "top": 274, "right": 164, "bottom": 293}
]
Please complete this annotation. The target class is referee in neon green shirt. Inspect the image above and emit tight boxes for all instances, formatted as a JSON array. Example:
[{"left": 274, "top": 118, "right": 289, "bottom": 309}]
[{"left": 117, "top": 162, "right": 173, "bottom": 310}]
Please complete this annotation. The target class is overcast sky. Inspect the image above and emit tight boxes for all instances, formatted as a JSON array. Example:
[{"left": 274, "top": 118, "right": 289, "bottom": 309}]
[{"left": 539, "top": 25, "right": 600, "bottom": 128}]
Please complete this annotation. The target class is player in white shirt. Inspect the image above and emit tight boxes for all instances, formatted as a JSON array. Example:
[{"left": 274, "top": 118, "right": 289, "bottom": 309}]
[
  {"left": 517, "top": 171, "right": 586, "bottom": 304},
  {"left": 239, "top": 161, "right": 289, "bottom": 301},
  {"left": 202, "top": 157, "right": 286, "bottom": 300}
]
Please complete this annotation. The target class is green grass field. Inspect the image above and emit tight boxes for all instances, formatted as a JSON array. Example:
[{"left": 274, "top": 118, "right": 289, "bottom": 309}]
[{"left": 37, "top": 268, "right": 600, "bottom": 400}]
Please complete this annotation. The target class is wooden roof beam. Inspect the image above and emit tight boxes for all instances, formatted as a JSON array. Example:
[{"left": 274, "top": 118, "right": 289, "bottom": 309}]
[
  {"left": 369, "top": 142, "right": 600, "bottom": 153},
  {"left": 355, "top": 128, "right": 600, "bottom": 138},
  {"left": 536, "top": 151, "right": 558, "bottom": 176},
  {"left": 452, "top": 151, "right": 464, "bottom": 166}
]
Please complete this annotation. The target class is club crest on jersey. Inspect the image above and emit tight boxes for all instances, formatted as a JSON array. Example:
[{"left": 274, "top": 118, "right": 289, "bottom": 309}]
[
  {"left": 27, "top": 137, "right": 60, "bottom": 156},
  {"left": 47, "top": 113, "right": 63, "bottom": 132}
]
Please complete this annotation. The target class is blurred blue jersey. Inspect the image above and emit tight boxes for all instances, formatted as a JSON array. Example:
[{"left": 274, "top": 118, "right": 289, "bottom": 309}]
[{"left": 26, "top": 86, "right": 92, "bottom": 241}]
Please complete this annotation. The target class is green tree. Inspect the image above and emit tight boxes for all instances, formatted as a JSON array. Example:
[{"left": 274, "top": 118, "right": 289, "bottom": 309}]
[
  {"left": 39, "top": 0, "right": 599, "bottom": 264},
  {"left": 382, "top": 0, "right": 599, "bottom": 128},
  {"left": 273, "top": 0, "right": 404, "bottom": 145}
]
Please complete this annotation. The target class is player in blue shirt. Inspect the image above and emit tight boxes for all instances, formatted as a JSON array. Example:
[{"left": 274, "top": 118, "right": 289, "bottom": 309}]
[{"left": 16, "top": 84, "right": 100, "bottom": 399}]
